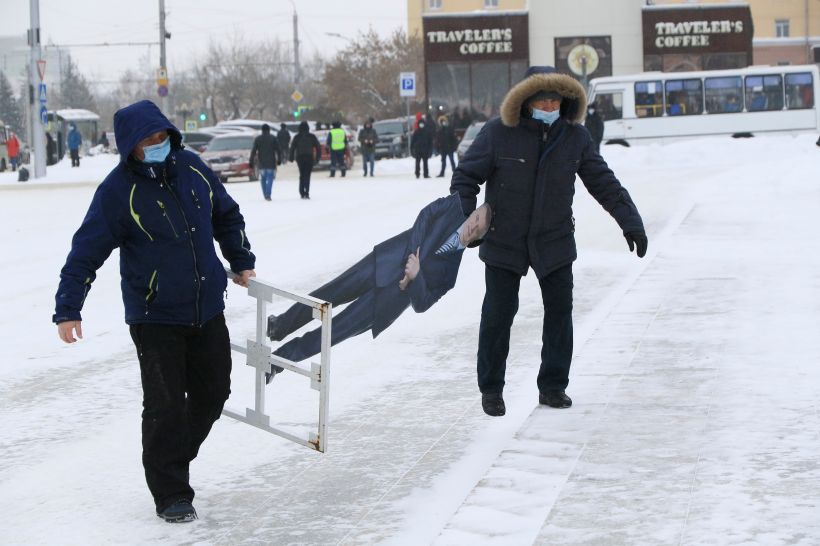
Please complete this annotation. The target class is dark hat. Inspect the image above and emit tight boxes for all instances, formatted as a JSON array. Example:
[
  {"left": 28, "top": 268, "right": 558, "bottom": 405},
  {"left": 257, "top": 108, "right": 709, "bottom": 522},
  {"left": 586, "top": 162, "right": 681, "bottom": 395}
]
[
  {"left": 299, "top": 121, "right": 309, "bottom": 131},
  {"left": 524, "top": 65, "right": 557, "bottom": 79},
  {"left": 261, "top": 123, "right": 270, "bottom": 133},
  {"left": 527, "top": 90, "right": 563, "bottom": 103}
]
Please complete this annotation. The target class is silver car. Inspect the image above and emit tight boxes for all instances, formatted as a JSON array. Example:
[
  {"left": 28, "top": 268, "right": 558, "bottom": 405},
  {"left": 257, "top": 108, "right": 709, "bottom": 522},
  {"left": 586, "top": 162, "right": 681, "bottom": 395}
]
[{"left": 456, "top": 121, "right": 486, "bottom": 161}]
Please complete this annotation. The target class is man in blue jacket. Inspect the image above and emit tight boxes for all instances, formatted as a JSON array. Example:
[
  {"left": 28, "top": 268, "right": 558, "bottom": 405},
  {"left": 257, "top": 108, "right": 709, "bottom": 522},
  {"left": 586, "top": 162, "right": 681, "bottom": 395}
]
[
  {"left": 451, "top": 67, "right": 648, "bottom": 417},
  {"left": 53, "top": 100, "right": 256, "bottom": 523},
  {"left": 265, "top": 194, "right": 490, "bottom": 375},
  {"left": 67, "top": 123, "right": 82, "bottom": 167}
]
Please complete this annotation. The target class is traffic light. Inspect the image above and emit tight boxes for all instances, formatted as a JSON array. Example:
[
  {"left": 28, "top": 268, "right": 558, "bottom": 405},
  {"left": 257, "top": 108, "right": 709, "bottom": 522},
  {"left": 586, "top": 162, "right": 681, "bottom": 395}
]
[
  {"left": 199, "top": 111, "right": 207, "bottom": 122},
  {"left": 293, "top": 109, "right": 301, "bottom": 118}
]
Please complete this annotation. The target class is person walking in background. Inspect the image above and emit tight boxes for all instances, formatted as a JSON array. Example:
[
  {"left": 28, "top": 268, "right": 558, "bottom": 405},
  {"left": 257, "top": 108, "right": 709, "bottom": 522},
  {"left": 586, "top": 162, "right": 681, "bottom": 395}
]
[
  {"left": 277, "top": 123, "right": 291, "bottom": 162},
  {"left": 451, "top": 66, "right": 647, "bottom": 417},
  {"left": 327, "top": 120, "right": 348, "bottom": 177},
  {"left": 411, "top": 118, "right": 433, "bottom": 179},
  {"left": 7, "top": 131, "right": 20, "bottom": 171},
  {"left": 290, "top": 121, "right": 321, "bottom": 199},
  {"left": 53, "top": 99, "right": 256, "bottom": 523},
  {"left": 249, "top": 123, "right": 282, "bottom": 201},
  {"left": 46, "top": 132, "right": 57, "bottom": 165},
  {"left": 584, "top": 103, "right": 604, "bottom": 153},
  {"left": 67, "top": 123, "right": 82, "bottom": 167},
  {"left": 435, "top": 116, "right": 458, "bottom": 178},
  {"left": 99, "top": 131, "right": 110, "bottom": 151},
  {"left": 358, "top": 118, "right": 378, "bottom": 177}
]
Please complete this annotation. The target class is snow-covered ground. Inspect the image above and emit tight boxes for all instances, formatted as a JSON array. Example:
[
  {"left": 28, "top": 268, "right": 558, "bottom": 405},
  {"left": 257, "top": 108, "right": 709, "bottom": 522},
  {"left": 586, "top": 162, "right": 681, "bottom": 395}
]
[{"left": 1, "top": 134, "right": 818, "bottom": 545}]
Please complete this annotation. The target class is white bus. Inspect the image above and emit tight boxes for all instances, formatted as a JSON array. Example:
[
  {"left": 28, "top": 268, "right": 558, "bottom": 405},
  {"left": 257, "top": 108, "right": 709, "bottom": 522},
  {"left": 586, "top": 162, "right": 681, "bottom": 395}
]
[{"left": 587, "top": 64, "right": 819, "bottom": 144}]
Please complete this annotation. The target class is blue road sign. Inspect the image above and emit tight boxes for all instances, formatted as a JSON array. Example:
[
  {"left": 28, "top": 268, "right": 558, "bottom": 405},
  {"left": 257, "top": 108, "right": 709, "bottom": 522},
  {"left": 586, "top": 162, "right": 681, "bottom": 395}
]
[
  {"left": 39, "top": 105, "right": 48, "bottom": 124},
  {"left": 38, "top": 83, "right": 47, "bottom": 103},
  {"left": 399, "top": 72, "right": 416, "bottom": 98}
]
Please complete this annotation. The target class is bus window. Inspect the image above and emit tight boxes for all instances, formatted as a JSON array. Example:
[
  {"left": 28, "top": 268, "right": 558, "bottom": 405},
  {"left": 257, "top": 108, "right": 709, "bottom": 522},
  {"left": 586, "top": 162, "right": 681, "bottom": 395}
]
[
  {"left": 705, "top": 76, "right": 743, "bottom": 114},
  {"left": 745, "top": 75, "right": 783, "bottom": 111},
  {"left": 785, "top": 73, "right": 814, "bottom": 110},
  {"left": 594, "top": 92, "right": 622, "bottom": 122},
  {"left": 665, "top": 79, "right": 703, "bottom": 116},
  {"left": 634, "top": 81, "right": 663, "bottom": 118}
]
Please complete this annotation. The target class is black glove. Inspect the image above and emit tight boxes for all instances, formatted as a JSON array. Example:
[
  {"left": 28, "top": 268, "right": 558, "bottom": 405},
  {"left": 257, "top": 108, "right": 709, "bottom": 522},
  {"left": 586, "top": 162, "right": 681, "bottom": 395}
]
[{"left": 625, "top": 231, "right": 648, "bottom": 258}]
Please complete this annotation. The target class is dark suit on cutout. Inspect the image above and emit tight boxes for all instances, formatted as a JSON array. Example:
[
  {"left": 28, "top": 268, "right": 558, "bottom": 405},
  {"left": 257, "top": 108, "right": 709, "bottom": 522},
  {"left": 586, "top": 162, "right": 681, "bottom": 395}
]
[{"left": 271, "top": 194, "right": 467, "bottom": 362}]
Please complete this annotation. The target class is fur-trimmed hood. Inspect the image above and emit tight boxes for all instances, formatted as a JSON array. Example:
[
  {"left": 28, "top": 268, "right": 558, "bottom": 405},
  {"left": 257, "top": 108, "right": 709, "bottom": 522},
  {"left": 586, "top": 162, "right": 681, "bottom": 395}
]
[{"left": 500, "top": 73, "right": 587, "bottom": 127}]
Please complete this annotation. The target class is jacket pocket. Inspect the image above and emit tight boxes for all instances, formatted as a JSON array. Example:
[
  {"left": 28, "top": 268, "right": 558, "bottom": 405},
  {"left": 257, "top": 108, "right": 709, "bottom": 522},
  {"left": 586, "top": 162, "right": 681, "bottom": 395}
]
[
  {"left": 156, "top": 200, "right": 180, "bottom": 239},
  {"left": 498, "top": 155, "right": 527, "bottom": 164},
  {"left": 144, "top": 270, "right": 158, "bottom": 316}
]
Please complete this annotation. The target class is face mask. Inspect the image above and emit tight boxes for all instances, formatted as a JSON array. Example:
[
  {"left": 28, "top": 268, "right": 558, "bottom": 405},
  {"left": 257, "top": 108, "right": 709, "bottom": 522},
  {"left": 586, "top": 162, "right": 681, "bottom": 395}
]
[
  {"left": 531, "top": 108, "right": 560, "bottom": 125},
  {"left": 141, "top": 137, "right": 171, "bottom": 163},
  {"left": 588, "top": 108, "right": 595, "bottom": 115}
]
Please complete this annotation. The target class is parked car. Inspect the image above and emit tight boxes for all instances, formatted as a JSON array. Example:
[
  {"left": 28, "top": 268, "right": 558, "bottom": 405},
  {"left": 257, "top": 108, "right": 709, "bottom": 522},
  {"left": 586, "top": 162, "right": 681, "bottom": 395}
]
[
  {"left": 456, "top": 121, "right": 486, "bottom": 161},
  {"left": 200, "top": 133, "right": 258, "bottom": 182},
  {"left": 216, "top": 119, "right": 279, "bottom": 134},
  {"left": 373, "top": 118, "right": 410, "bottom": 159},
  {"left": 181, "top": 131, "right": 215, "bottom": 154}
]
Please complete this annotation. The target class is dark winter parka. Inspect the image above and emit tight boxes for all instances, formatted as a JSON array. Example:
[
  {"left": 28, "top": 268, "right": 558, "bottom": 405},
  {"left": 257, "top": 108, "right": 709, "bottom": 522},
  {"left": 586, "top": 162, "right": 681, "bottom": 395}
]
[
  {"left": 436, "top": 123, "right": 459, "bottom": 154},
  {"left": 411, "top": 123, "right": 434, "bottom": 159},
  {"left": 358, "top": 124, "right": 378, "bottom": 155},
  {"left": 290, "top": 124, "right": 321, "bottom": 162},
  {"left": 450, "top": 72, "right": 644, "bottom": 278},
  {"left": 53, "top": 100, "right": 255, "bottom": 326}
]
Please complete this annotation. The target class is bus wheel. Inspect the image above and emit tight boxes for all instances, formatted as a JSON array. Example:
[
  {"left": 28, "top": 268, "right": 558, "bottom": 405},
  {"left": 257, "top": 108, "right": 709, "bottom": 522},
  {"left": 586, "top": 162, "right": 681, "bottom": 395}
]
[
  {"left": 605, "top": 139, "right": 630, "bottom": 147},
  {"left": 732, "top": 132, "right": 754, "bottom": 138}
]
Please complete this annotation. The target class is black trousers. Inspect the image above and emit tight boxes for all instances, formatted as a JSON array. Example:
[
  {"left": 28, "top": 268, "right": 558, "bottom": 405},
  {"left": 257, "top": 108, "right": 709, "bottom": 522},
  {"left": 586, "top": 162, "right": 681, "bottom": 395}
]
[
  {"left": 414, "top": 156, "right": 429, "bottom": 177},
  {"left": 70, "top": 149, "right": 80, "bottom": 167},
  {"left": 438, "top": 152, "right": 456, "bottom": 176},
  {"left": 329, "top": 150, "right": 346, "bottom": 176},
  {"left": 129, "top": 313, "right": 232, "bottom": 512},
  {"left": 477, "top": 264, "right": 573, "bottom": 395},
  {"left": 273, "top": 253, "right": 378, "bottom": 362},
  {"left": 296, "top": 155, "right": 314, "bottom": 197}
]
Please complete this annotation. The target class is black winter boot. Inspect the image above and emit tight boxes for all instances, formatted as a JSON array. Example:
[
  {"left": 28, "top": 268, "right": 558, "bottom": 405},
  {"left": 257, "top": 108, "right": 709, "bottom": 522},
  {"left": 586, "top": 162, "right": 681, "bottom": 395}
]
[
  {"left": 481, "top": 393, "right": 506, "bottom": 416},
  {"left": 157, "top": 500, "right": 197, "bottom": 523},
  {"left": 539, "top": 390, "right": 572, "bottom": 408}
]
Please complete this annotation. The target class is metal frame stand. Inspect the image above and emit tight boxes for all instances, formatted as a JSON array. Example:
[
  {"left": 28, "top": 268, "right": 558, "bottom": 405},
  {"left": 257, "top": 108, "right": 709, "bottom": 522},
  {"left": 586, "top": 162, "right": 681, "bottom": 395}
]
[{"left": 222, "top": 270, "right": 332, "bottom": 452}]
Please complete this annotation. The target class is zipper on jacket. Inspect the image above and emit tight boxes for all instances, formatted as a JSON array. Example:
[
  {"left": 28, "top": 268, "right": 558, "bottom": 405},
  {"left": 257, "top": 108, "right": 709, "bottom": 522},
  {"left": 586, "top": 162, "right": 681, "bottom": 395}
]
[
  {"left": 163, "top": 169, "right": 202, "bottom": 326},
  {"left": 156, "top": 200, "right": 180, "bottom": 238},
  {"left": 498, "top": 156, "right": 526, "bottom": 163},
  {"left": 190, "top": 188, "right": 202, "bottom": 209},
  {"left": 80, "top": 277, "right": 92, "bottom": 306}
]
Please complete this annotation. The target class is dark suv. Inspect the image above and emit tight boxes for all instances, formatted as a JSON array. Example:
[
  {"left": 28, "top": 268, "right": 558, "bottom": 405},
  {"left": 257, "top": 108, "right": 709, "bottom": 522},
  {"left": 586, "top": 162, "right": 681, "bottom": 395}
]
[{"left": 373, "top": 118, "right": 409, "bottom": 159}]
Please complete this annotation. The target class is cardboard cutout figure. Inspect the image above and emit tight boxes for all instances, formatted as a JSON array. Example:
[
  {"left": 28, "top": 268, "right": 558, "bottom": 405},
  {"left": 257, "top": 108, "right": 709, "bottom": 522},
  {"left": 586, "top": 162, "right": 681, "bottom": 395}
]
[{"left": 266, "top": 194, "right": 490, "bottom": 381}]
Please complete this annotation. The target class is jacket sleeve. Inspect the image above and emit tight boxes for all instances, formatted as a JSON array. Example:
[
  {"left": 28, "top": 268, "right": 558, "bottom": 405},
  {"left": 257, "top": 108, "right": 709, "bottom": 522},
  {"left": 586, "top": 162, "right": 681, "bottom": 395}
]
[
  {"left": 577, "top": 130, "right": 645, "bottom": 234},
  {"left": 449, "top": 123, "right": 495, "bottom": 216},
  {"left": 198, "top": 159, "right": 256, "bottom": 272},
  {"left": 249, "top": 137, "right": 259, "bottom": 166},
  {"left": 407, "top": 267, "right": 449, "bottom": 313},
  {"left": 312, "top": 136, "right": 321, "bottom": 161},
  {"left": 53, "top": 184, "right": 124, "bottom": 323}
]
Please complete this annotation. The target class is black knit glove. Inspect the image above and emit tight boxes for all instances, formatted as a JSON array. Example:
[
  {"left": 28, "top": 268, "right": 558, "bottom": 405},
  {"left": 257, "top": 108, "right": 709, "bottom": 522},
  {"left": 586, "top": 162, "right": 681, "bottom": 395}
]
[{"left": 625, "top": 231, "right": 648, "bottom": 258}]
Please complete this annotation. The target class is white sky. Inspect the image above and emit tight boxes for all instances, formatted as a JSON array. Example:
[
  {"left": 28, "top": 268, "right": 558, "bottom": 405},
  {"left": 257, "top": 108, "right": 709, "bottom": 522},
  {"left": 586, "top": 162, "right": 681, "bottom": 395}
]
[{"left": 1, "top": 0, "right": 408, "bottom": 87}]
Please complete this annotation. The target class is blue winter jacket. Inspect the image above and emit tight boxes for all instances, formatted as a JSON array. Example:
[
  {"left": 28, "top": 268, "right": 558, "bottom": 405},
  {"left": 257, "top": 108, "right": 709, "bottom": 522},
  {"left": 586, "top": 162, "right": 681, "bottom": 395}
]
[
  {"left": 53, "top": 100, "right": 255, "bottom": 326},
  {"left": 67, "top": 128, "right": 82, "bottom": 151}
]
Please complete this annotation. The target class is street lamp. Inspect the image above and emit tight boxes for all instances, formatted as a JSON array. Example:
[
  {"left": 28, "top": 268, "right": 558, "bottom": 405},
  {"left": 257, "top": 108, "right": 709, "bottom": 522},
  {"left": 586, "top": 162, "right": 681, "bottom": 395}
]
[{"left": 325, "top": 32, "right": 352, "bottom": 43}]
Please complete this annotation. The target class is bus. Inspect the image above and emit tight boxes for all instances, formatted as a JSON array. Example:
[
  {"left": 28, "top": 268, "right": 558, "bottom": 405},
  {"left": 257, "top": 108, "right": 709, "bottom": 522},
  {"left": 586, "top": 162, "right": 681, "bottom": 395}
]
[{"left": 587, "top": 64, "right": 819, "bottom": 144}]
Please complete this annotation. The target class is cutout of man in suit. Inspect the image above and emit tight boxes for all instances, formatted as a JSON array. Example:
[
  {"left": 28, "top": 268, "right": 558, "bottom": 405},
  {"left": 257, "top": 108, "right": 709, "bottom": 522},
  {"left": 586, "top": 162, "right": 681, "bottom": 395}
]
[{"left": 265, "top": 194, "right": 491, "bottom": 381}]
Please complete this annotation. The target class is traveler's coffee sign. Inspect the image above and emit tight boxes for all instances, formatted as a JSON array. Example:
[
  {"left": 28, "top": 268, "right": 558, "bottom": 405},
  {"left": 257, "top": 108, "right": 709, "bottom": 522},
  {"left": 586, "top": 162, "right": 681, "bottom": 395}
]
[
  {"left": 643, "top": 5, "right": 752, "bottom": 55},
  {"left": 423, "top": 13, "right": 529, "bottom": 62}
]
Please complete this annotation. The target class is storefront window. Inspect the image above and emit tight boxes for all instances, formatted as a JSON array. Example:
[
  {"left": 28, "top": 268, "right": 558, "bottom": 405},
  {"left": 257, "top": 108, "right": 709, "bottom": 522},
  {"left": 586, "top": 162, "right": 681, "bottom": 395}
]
[
  {"left": 744, "top": 75, "right": 783, "bottom": 111},
  {"left": 785, "top": 73, "right": 814, "bottom": 110},
  {"left": 428, "top": 63, "right": 471, "bottom": 116},
  {"left": 665, "top": 79, "right": 703, "bottom": 116},
  {"left": 471, "top": 62, "right": 510, "bottom": 120},
  {"left": 705, "top": 76, "right": 743, "bottom": 114},
  {"left": 634, "top": 81, "right": 663, "bottom": 118}
]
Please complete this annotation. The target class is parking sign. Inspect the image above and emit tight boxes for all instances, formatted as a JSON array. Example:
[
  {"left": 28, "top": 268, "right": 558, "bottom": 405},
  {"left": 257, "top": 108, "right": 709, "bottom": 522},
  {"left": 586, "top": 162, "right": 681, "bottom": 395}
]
[{"left": 399, "top": 72, "right": 416, "bottom": 98}]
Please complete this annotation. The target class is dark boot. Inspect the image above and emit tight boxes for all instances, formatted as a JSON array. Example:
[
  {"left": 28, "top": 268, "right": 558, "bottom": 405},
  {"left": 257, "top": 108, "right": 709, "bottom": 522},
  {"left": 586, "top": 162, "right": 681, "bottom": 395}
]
[
  {"left": 539, "top": 389, "right": 572, "bottom": 408},
  {"left": 157, "top": 500, "right": 198, "bottom": 523},
  {"left": 481, "top": 392, "right": 506, "bottom": 416},
  {"left": 267, "top": 314, "right": 285, "bottom": 341}
]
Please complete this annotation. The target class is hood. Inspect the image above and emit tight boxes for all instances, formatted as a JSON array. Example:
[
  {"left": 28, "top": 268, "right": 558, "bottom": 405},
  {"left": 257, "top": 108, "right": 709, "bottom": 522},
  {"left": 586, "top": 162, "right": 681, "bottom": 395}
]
[
  {"left": 500, "top": 72, "right": 587, "bottom": 127},
  {"left": 113, "top": 100, "right": 182, "bottom": 163}
]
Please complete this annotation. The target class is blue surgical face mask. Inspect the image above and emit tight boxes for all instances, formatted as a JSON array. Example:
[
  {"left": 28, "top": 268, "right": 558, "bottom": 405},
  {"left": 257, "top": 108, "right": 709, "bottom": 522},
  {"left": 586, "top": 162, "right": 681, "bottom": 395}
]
[
  {"left": 141, "top": 137, "right": 171, "bottom": 163},
  {"left": 531, "top": 108, "right": 560, "bottom": 125}
]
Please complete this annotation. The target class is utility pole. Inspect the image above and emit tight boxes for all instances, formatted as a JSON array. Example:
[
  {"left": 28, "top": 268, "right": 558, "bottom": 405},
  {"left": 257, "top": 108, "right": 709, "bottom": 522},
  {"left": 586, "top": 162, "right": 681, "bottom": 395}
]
[
  {"left": 28, "top": 0, "right": 46, "bottom": 178},
  {"left": 159, "top": 0, "right": 169, "bottom": 114},
  {"left": 292, "top": 7, "right": 300, "bottom": 86}
]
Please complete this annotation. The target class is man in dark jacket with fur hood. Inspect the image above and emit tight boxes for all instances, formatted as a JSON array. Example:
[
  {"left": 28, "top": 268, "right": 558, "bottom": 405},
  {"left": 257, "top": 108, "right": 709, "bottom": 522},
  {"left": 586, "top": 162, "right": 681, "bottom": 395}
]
[
  {"left": 450, "top": 66, "right": 648, "bottom": 417},
  {"left": 53, "top": 100, "right": 256, "bottom": 522}
]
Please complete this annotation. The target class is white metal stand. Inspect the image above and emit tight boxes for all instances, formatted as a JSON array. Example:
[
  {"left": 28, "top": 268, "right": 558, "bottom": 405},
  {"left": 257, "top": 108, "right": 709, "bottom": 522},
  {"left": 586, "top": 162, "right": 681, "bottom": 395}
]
[{"left": 222, "top": 270, "right": 332, "bottom": 452}]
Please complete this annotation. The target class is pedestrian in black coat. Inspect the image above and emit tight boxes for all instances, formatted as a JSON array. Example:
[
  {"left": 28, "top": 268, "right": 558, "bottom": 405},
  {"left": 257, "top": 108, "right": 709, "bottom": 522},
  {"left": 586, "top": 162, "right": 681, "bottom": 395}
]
[
  {"left": 264, "top": 194, "right": 491, "bottom": 374},
  {"left": 277, "top": 123, "right": 291, "bottom": 161},
  {"left": 584, "top": 104, "right": 604, "bottom": 152},
  {"left": 289, "top": 121, "right": 321, "bottom": 199},
  {"left": 435, "top": 116, "right": 458, "bottom": 177},
  {"left": 411, "top": 120, "right": 434, "bottom": 178},
  {"left": 450, "top": 66, "right": 648, "bottom": 417},
  {"left": 250, "top": 124, "right": 282, "bottom": 200}
]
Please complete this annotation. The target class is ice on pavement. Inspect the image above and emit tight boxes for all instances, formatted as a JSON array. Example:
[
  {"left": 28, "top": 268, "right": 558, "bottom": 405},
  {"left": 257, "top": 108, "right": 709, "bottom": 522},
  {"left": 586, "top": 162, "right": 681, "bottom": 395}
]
[{"left": 1, "top": 134, "right": 818, "bottom": 545}]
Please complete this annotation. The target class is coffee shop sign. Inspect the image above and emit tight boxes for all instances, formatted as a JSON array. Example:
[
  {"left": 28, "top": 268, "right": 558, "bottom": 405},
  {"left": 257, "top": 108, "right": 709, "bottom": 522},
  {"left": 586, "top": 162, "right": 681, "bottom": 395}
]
[
  {"left": 654, "top": 20, "right": 744, "bottom": 48},
  {"left": 427, "top": 28, "right": 514, "bottom": 55}
]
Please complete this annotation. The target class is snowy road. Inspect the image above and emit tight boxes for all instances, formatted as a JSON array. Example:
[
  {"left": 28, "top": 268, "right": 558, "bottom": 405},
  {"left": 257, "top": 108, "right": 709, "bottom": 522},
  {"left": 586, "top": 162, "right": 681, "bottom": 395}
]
[{"left": 1, "top": 135, "right": 818, "bottom": 545}]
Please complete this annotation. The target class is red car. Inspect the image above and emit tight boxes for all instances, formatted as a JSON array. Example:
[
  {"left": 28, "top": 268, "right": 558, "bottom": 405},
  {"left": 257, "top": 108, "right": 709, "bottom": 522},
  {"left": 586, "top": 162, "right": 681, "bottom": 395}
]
[{"left": 200, "top": 133, "right": 258, "bottom": 182}]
